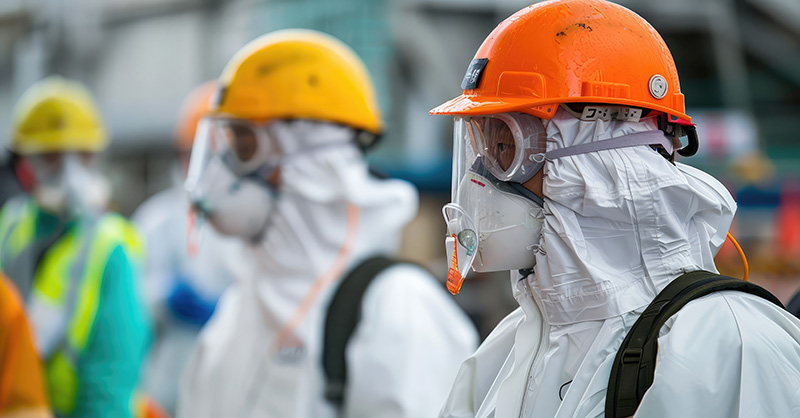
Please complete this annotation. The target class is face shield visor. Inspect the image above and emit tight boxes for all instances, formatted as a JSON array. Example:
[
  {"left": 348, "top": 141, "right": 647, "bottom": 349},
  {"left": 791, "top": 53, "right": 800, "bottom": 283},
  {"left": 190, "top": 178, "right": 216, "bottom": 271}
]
[
  {"left": 443, "top": 112, "right": 548, "bottom": 295},
  {"left": 184, "top": 117, "right": 280, "bottom": 242},
  {"left": 186, "top": 117, "right": 282, "bottom": 189}
]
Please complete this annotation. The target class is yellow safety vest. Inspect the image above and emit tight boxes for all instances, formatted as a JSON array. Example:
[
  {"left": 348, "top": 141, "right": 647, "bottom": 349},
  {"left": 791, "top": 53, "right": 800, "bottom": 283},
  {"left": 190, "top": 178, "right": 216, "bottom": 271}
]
[{"left": 0, "top": 196, "right": 144, "bottom": 415}]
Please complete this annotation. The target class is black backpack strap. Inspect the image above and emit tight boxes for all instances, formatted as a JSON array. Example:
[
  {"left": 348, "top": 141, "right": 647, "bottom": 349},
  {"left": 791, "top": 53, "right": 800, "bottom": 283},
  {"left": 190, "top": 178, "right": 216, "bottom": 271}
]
[
  {"left": 322, "top": 255, "right": 402, "bottom": 408},
  {"left": 787, "top": 289, "right": 800, "bottom": 320},
  {"left": 605, "top": 270, "right": 784, "bottom": 418}
]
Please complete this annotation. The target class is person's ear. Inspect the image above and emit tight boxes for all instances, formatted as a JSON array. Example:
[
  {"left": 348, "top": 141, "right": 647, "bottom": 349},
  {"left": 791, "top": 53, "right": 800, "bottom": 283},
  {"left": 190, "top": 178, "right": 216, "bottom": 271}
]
[
  {"left": 267, "top": 165, "right": 281, "bottom": 188},
  {"left": 522, "top": 169, "right": 544, "bottom": 199},
  {"left": 13, "top": 155, "right": 37, "bottom": 192}
]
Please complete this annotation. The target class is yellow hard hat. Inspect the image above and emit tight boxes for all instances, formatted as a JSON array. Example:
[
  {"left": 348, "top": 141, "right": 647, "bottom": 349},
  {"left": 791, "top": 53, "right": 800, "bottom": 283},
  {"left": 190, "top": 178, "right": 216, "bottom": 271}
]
[
  {"left": 214, "top": 29, "right": 383, "bottom": 135},
  {"left": 11, "top": 76, "right": 107, "bottom": 155}
]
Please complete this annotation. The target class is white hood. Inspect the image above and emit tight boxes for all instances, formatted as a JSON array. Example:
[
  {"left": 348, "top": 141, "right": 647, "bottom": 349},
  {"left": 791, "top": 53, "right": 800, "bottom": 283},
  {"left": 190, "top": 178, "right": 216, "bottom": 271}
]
[
  {"left": 238, "top": 121, "right": 418, "bottom": 327},
  {"left": 534, "top": 108, "right": 736, "bottom": 325}
]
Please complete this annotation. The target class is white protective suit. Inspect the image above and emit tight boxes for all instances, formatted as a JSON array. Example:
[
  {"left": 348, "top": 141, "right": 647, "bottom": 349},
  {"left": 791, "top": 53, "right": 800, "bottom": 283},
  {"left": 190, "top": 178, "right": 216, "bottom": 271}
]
[
  {"left": 178, "top": 121, "right": 478, "bottom": 418},
  {"left": 133, "top": 176, "right": 241, "bottom": 413},
  {"left": 440, "top": 108, "right": 800, "bottom": 418}
]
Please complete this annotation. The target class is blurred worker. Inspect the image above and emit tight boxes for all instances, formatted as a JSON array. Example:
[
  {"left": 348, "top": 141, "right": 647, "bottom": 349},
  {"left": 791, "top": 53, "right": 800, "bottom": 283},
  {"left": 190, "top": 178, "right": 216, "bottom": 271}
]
[
  {"left": 0, "top": 274, "right": 51, "bottom": 418},
  {"left": 132, "top": 81, "right": 239, "bottom": 414},
  {"left": 177, "top": 29, "right": 477, "bottom": 417},
  {"left": 431, "top": 1, "right": 800, "bottom": 417},
  {"left": 0, "top": 77, "right": 151, "bottom": 417}
]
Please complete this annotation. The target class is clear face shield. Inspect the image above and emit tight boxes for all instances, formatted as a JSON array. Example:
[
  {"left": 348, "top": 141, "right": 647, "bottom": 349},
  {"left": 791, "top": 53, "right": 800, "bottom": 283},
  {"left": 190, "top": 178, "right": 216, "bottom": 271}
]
[
  {"left": 186, "top": 117, "right": 282, "bottom": 191},
  {"left": 185, "top": 117, "right": 281, "bottom": 243},
  {"left": 443, "top": 112, "right": 548, "bottom": 295}
]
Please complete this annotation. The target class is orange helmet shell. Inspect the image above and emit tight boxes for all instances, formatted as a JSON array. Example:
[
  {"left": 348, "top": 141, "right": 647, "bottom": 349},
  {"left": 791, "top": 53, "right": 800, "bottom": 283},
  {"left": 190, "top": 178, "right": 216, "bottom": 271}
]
[
  {"left": 174, "top": 81, "right": 217, "bottom": 152},
  {"left": 430, "top": 0, "right": 690, "bottom": 123}
]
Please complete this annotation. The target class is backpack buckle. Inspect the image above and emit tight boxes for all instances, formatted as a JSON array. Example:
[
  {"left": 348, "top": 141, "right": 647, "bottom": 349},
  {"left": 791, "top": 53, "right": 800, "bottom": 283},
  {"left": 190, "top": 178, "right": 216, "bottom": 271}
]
[{"left": 621, "top": 348, "right": 643, "bottom": 365}]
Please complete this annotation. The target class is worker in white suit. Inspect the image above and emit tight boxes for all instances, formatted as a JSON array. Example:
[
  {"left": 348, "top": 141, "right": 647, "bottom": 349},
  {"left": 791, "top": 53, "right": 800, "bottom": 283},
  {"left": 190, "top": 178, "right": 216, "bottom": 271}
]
[
  {"left": 132, "top": 81, "right": 240, "bottom": 415},
  {"left": 176, "top": 29, "right": 478, "bottom": 417},
  {"left": 431, "top": 1, "right": 800, "bottom": 417}
]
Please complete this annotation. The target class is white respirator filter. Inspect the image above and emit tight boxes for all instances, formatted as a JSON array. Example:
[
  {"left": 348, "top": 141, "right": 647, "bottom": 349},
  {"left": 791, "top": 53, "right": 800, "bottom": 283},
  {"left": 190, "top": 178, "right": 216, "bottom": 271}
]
[
  {"left": 189, "top": 155, "right": 275, "bottom": 241},
  {"left": 443, "top": 165, "right": 544, "bottom": 294}
]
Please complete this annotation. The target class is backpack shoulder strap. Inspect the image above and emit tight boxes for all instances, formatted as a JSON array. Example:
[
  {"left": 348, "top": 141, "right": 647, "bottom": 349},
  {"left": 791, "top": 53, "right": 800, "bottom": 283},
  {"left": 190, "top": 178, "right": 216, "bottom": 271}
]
[
  {"left": 605, "top": 270, "right": 784, "bottom": 418},
  {"left": 322, "top": 255, "right": 403, "bottom": 408},
  {"left": 787, "top": 289, "right": 800, "bottom": 319}
]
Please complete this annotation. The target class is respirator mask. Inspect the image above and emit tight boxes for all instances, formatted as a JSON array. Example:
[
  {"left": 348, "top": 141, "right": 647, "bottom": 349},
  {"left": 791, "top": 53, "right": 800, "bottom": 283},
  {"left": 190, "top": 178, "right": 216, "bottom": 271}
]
[{"left": 28, "top": 153, "right": 110, "bottom": 219}]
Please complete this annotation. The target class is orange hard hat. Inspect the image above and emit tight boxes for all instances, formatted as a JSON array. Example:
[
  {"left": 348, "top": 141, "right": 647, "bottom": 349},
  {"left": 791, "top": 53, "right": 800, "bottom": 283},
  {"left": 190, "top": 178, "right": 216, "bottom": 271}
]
[
  {"left": 431, "top": 0, "right": 690, "bottom": 123},
  {"left": 175, "top": 81, "right": 217, "bottom": 152}
]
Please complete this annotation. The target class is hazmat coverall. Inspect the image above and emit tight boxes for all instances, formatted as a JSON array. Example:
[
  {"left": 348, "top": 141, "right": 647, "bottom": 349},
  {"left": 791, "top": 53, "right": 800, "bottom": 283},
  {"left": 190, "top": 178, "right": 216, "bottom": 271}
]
[
  {"left": 439, "top": 108, "right": 800, "bottom": 418},
  {"left": 178, "top": 121, "right": 478, "bottom": 417}
]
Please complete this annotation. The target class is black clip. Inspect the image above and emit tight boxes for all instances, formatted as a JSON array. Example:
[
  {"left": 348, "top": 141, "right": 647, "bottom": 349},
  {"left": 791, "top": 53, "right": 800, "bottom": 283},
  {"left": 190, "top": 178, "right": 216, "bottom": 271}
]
[{"left": 621, "top": 348, "right": 643, "bottom": 365}]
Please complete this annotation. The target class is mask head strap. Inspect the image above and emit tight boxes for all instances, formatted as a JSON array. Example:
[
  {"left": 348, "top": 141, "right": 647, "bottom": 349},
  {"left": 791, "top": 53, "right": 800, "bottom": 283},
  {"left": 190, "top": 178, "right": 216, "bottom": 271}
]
[
  {"left": 508, "top": 182, "right": 544, "bottom": 206},
  {"left": 530, "top": 130, "right": 673, "bottom": 167}
]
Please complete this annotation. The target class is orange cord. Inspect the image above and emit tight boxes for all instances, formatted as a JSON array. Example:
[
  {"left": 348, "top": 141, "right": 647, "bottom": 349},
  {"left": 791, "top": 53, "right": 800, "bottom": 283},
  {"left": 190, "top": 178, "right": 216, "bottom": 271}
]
[
  {"left": 726, "top": 232, "right": 749, "bottom": 281},
  {"left": 447, "top": 234, "right": 466, "bottom": 295},
  {"left": 269, "top": 204, "right": 361, "bottom": 354}
]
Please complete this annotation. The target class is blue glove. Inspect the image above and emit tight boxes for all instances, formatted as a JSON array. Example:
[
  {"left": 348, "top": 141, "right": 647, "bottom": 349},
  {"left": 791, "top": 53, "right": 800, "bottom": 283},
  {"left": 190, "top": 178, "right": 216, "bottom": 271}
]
[{"left": 167, "top": 277, "right": 217, "bottom": 325}]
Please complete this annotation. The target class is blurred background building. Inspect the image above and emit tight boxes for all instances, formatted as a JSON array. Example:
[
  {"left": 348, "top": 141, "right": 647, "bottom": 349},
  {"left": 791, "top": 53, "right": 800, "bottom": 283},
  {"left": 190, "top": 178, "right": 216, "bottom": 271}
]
[{"left": 0, "top": 0, "right": 799, "bottom": 336}]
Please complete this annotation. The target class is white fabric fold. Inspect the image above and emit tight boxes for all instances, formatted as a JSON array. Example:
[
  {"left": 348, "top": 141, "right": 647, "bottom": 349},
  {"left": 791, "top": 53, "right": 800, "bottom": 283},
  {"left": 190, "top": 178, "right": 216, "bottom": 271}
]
[{"left": 536, "top": 109, "right": 734, "bottom": 325}]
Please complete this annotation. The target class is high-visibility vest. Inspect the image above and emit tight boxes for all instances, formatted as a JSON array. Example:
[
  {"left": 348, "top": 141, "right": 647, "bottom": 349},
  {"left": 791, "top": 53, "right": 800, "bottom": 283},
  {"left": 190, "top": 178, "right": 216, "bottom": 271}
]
[{"left": 0, "top": 196, "right": 144, "bottom": 415}]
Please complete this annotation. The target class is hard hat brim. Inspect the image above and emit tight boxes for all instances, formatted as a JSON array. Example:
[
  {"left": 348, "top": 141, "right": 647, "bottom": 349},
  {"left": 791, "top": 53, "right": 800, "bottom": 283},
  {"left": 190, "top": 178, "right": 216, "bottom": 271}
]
[
  {"left": 430, "top": 93, "right": 692, "bottom": 124},
  {"left": 12, "top": 132, "right": 107, "bottom": 155}
]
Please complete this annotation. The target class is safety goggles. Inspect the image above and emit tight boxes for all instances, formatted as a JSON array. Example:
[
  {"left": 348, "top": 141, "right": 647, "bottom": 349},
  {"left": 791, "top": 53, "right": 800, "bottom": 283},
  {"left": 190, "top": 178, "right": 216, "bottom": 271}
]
[
  {"left": 451, "top": 111, "right": 676, "bottom": 201},
  {"left": 185, "top": 117, "right": 284, "bottom": 197},
  {"left": 450, "top": 112, "right": 548, "bottom": 209},
  {"left": 463, "top": 112, "right": 548, "bottom": 184},
  {"left": 27, "top": 152, "right": 99, "bottom": 185}
]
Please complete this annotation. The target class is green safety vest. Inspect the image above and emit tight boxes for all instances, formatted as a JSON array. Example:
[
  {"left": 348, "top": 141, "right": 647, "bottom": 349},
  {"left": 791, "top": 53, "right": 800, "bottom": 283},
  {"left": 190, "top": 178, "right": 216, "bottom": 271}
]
[{"left": 0, "top": 196, "right": 144, "bottom": 415}]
